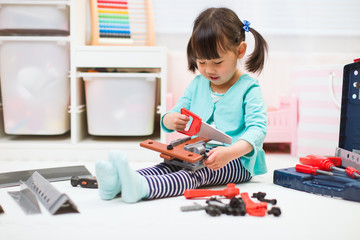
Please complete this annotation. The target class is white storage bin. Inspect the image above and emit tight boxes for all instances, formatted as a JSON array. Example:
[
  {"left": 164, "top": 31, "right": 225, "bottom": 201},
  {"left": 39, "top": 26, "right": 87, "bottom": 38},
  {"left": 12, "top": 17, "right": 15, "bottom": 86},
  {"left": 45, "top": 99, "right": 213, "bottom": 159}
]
[
  {"left": 0, "top": 39, "right": 70, "bottom": 135},
  {"left": 0, "top": 4, "right": 69, "bottom": 33},
  {"left": 81, "top": 72, "right": 158, "bottom": 136}
]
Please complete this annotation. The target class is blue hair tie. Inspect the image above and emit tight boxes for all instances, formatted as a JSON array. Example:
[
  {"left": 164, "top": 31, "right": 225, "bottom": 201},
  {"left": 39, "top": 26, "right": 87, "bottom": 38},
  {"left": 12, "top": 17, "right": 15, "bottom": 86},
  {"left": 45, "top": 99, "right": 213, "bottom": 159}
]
[{"left": 243, "top": 20, "right": 251, "bottom": 32}]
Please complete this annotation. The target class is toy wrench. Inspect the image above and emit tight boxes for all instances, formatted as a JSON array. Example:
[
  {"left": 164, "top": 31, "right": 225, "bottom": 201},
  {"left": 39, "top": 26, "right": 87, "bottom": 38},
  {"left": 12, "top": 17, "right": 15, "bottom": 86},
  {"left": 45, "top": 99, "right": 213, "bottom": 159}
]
[{"left": 178, "top": 108, "right": 232, "bottom": 145}]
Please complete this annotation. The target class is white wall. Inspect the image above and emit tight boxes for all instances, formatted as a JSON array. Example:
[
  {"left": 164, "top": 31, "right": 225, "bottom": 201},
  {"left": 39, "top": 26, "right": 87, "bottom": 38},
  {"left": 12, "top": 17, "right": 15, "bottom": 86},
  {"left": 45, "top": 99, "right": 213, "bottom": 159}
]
[{"left": 152, "top": 0, "right": 360, "bottom": 107}]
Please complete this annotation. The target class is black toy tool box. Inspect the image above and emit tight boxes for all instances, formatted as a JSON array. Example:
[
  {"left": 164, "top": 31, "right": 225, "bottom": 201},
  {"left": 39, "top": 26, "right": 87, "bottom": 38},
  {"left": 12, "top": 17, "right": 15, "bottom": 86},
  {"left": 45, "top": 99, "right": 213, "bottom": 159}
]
[
  {"left": 274, "top": 167, "right": 360, "bottom": 202},
  {"left": 339, "top": 59, "right": 360, "bottom": 153},
  {"left": 273, "top": 59, "right": 360, "bottom": 202}
]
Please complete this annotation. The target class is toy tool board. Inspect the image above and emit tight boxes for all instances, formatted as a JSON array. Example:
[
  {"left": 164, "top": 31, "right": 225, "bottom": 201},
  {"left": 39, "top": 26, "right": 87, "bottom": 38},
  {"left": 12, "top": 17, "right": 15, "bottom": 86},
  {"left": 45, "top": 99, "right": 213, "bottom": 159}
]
[
  {"left": 273, "top": 167, "right": 360, "bottom": 202},
  {"left": 338, "top": 60, "right": 360, "bottom": 152},
  {"left": 273, "top": 59, "right": 360, "bottom": 202}
]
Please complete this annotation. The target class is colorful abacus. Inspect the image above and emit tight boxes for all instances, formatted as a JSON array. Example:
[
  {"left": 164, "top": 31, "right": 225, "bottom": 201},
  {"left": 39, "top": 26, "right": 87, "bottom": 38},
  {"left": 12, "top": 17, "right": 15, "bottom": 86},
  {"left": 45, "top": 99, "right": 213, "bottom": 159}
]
[{"left": 90, "top": 0, "right": 155, "bottom": 46}]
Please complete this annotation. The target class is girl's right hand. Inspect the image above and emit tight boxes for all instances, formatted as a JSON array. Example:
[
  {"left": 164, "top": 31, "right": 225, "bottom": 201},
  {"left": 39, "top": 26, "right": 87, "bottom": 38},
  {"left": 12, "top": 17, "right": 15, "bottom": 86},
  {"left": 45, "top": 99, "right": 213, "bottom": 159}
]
[{"left": 163, "top": 112, "right": 190, "bottom": 131}]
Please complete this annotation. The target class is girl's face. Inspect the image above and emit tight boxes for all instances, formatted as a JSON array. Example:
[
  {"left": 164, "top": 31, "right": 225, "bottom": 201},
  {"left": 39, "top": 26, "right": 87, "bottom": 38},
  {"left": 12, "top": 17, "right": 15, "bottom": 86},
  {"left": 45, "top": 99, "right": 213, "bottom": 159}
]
[{"left": 196, "top": 50, "right": 240, "bottom": 91}]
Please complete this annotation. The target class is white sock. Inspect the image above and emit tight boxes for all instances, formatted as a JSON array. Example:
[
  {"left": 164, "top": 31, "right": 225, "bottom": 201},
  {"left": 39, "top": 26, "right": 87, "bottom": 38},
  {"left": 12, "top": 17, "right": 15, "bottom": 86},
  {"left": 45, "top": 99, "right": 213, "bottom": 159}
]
[
  {"left": 95, "top": 160, "right": 121, "bottom": 200},
  {"left": 112, "top": 154, "right": 149, "bottom": 203}
]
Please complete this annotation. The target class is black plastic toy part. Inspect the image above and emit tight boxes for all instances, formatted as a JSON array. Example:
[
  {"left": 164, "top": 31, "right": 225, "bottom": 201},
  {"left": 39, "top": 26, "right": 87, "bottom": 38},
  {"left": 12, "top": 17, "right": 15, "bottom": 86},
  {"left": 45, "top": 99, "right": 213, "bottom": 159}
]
[
  {"left": 251, "top": 192, "right": 277, "bottom": 205},
  {"left": 204, "top": 198, "right": 226, "bottom": 216},
  {"left": 228, "top": 197, "right": 246, "bottom": 216},
  {"left": 205, "top": 205, "right": 223, "bottom": 217},
  {"left": 204, "top": 197, "right": 247, "bottom": 217},
  {"left": 268, "top": 207, "right": 281, "bottom": 217},
  {"left": 70, "top": 176, "right": 98, "bottom": 189}
]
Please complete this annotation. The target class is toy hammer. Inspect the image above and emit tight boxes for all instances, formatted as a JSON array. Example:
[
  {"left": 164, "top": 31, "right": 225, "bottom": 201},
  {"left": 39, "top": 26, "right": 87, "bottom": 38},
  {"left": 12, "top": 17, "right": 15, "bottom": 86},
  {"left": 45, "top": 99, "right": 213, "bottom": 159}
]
[{"left": 183, "top": 183, "right": 240, "bottom": 199}]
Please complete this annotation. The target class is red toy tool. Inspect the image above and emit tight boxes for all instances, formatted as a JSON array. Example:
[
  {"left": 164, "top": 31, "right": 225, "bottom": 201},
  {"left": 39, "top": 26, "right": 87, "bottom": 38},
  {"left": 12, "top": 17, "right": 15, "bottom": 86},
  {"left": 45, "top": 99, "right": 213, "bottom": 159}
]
[
  {"left": 299, "top": 155, "right": 345, "bottom": 172},
  {"left": 179, "top": 108, "right": 232, "bottom": 145},
  {"left": 295, "top": 164, "right": 333, "bottom": 176},
  {"left": 324, "top": 156, "right": 342, "bottom": 166},
  {"left": 327, "top": 157, "right": 360, "bottom": 179},
  {"left": 346, "top": 167, "right": 360, "bottom": 179},
  {"left": 240, "top": 192, "right": 267, "bottom": 217},
  {"left": 183, "top": 183, "right": 240, "bottom": 199},
  {"left": 300, "top": 155, "right": 360, "bottom": 179}
]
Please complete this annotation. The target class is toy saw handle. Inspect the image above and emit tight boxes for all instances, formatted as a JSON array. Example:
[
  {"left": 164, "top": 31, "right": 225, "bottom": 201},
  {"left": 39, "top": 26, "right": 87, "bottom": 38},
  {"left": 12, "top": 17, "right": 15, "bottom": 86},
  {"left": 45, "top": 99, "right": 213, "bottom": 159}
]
[{"left": 178, "top": 108, "right": 202, "bottom": 136}]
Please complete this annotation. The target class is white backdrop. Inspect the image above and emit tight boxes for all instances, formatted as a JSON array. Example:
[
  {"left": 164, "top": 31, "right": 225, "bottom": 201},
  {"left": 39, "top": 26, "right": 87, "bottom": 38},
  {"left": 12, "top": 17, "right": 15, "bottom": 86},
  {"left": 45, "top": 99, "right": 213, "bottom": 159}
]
[{"left": 152, "top": 0, "right": 360, "bottom": 106}]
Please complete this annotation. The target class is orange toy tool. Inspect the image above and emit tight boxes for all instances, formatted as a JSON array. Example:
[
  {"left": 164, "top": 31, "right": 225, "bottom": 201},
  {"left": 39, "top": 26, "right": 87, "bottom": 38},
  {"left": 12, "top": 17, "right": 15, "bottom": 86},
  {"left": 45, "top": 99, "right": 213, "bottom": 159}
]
[
  {"left": 140, "top": 137, "right": 210, "bottom": 163},
  {"left": 184, "top": 183, "right": 240, "bottom": 199},
  {"left": 241, "top": 192, "right": 268, "bottom": 217}
]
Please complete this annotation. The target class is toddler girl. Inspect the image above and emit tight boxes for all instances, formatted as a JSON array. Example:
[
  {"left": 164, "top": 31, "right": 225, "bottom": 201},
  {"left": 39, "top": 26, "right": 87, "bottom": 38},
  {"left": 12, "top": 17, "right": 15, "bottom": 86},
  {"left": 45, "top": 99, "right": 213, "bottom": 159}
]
[{"left": 95, "top": 7, "right": 268, "bottom": 203}]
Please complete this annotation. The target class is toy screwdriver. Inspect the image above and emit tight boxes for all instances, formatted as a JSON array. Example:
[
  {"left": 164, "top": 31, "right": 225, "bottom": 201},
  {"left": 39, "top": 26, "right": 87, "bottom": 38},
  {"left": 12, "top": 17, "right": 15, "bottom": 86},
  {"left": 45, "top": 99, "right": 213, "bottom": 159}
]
[
  {"left": 325, "top": 156, "right": 360, "bottom": 179},
  {"left": 345, "top": 167, "right": 360, "bottom": 179},
  {"left": 295, "top": 164, "right": 333, "bottom": 176},
  {"left": 299, "top": 155, "right": 346, "bottom": 172},
  {"left": 301, "top": 155, "right": 360, "bottom": 179}
]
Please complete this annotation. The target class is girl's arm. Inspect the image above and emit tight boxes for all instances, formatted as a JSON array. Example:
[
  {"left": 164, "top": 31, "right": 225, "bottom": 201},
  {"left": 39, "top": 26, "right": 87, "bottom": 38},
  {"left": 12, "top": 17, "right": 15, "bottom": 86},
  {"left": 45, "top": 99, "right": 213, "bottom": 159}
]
[{"left": 204, "top": 140, "right": 253, "bottom": 171}]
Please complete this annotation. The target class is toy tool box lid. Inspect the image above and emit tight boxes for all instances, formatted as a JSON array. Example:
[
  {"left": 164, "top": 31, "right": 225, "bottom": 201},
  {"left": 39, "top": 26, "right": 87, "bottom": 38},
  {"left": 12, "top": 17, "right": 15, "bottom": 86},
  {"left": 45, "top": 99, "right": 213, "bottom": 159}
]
[
  {"left": 338, "top": 59, "right": 360, "bottom": 152},
  {"left": 273, "top": 167, "right": 360, "bottom": 202}
]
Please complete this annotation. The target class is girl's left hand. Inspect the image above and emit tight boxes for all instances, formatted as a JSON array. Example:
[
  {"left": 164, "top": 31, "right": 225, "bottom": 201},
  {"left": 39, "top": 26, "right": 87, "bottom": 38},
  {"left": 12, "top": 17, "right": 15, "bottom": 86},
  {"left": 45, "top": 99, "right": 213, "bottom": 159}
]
[
  {"left": 204, "top": 140, "right": 253, "bottom": 171},
  {"left": 204, "top": 146, "right": 233, "bottom": 171}
]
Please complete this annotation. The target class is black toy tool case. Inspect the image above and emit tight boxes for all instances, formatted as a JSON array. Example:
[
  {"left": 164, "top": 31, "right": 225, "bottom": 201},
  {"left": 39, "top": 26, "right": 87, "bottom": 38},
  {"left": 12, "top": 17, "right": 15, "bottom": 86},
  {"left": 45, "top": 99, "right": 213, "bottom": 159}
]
[{"left": 274, "top": 59, "right": 360, "bottom": 202}]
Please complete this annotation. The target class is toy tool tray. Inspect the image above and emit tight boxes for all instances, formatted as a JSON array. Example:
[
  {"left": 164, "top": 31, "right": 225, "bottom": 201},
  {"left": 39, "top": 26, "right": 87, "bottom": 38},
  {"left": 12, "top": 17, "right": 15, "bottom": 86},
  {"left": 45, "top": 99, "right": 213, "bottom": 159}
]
[{"left": 273, "top": 167, "right": 360, "bottom": 202}]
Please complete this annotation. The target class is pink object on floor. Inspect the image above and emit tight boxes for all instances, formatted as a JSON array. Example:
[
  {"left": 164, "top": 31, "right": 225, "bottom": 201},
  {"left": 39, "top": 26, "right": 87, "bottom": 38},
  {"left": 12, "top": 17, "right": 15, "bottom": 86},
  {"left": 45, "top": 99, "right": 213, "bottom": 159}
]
[{"left": 264, "top": 95, "right": 298, "bottom": 156}]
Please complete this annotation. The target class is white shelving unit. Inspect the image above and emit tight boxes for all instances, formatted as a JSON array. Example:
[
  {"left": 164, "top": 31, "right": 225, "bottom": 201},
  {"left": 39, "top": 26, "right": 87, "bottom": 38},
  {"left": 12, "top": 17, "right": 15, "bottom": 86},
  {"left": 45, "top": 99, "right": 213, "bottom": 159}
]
[
  {"left": 0, "top": 0, "right": 167, "bottom": 161},
  {"left": 72, "top": 46, "right": 167, "bottom": 143}
]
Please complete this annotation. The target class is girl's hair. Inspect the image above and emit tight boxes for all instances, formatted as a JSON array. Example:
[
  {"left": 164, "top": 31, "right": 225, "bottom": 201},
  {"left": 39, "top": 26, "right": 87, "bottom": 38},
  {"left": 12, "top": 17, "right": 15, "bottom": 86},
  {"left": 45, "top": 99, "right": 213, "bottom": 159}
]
[{"left": 187, "top": 7, "right": 268, "bottom": 74}]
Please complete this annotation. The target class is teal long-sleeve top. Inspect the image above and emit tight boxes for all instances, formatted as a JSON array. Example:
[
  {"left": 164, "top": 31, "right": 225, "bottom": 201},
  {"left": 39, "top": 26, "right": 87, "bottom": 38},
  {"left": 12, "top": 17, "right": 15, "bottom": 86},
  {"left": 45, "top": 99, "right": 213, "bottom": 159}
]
[{"left": 161, "top": 74, "right": 268, "bottom": 176}]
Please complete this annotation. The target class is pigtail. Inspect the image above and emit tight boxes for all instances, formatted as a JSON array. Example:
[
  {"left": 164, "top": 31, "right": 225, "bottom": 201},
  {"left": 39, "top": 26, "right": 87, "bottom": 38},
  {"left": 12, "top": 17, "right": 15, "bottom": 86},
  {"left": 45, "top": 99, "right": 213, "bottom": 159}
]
[{"left": 245, "top": 27, "right": 268, "bottom": 74}]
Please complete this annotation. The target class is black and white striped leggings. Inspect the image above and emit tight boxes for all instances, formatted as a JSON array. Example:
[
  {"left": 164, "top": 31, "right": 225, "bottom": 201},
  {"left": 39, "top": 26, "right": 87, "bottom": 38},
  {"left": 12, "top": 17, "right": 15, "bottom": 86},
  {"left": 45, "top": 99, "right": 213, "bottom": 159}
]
[{"left": 136, "top": 157, "right": 252, "bottom": 200}]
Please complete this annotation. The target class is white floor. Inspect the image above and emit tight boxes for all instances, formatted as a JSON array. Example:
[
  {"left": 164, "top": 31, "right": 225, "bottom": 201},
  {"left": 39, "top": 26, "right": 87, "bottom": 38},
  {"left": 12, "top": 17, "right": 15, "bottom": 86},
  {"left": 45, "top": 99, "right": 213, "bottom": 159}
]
[{"left": 0, "top": 151, "right": 359, "bottom": 240}]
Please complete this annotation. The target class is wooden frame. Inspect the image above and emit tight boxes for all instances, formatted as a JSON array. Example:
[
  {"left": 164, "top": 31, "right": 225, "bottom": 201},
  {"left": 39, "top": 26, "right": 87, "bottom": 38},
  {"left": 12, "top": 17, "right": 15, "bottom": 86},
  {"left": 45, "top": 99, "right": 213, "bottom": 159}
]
[{"left": 90, "top": 0, "right": 155, "bottom": 46}]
